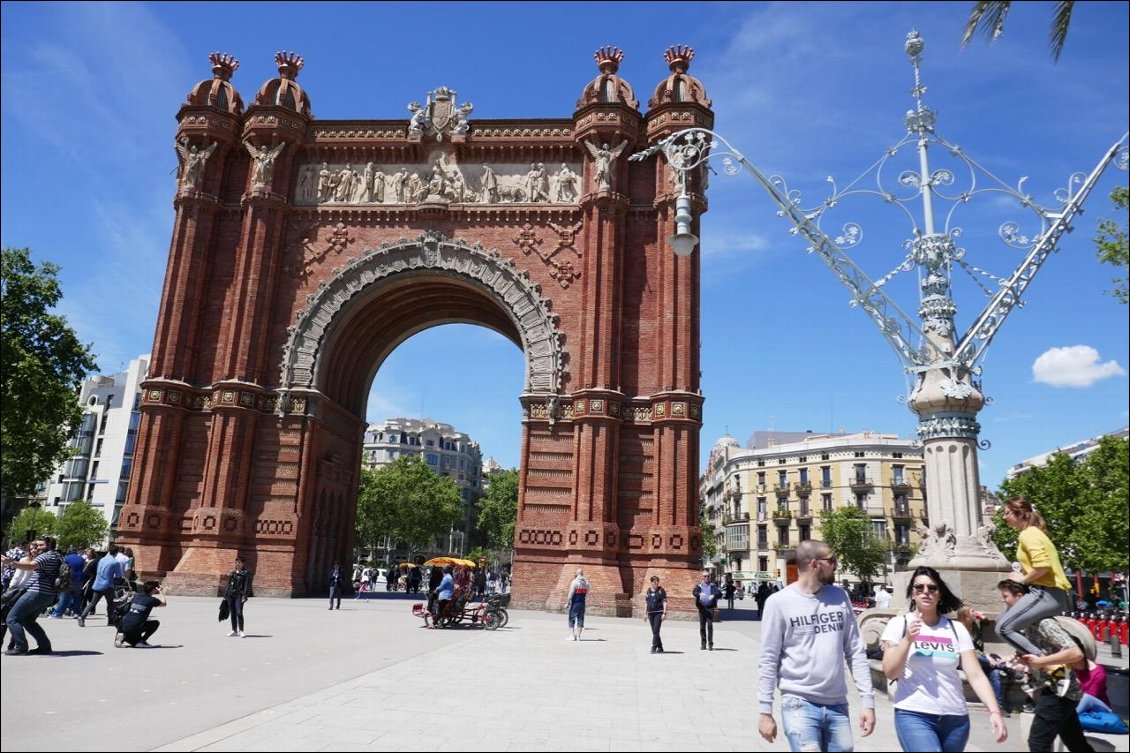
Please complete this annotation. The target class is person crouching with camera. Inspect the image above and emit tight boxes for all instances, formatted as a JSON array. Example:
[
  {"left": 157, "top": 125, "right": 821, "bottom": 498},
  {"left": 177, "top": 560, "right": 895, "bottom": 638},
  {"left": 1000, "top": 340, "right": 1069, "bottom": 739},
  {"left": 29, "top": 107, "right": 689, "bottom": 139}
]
[{"left": 115, "top": 580, "right": 166, "bottom": 648}]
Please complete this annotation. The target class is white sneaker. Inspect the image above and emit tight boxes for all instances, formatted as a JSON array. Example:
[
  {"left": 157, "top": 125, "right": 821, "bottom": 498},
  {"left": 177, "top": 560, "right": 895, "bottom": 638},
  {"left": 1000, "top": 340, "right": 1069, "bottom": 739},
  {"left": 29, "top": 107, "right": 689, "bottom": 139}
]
[
  {"left": 238, "top": 630, "right": 246, "bottom": 638},
  {"left": 227, "top": 630, "right": 237, "bottom": 637},
  {"left": 566, "top": 635, "right": 574, "bottom": 641}
]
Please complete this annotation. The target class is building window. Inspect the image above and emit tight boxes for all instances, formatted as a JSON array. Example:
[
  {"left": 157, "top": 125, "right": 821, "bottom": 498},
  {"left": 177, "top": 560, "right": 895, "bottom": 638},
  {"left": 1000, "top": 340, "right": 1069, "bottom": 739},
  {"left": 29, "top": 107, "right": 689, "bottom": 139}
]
[
  {"left": 426, "top": 454, "right": 438, "bottom": 465},
  {"left": 894, "top": 523, "right": 910, "bottom": 546},
  {"left": 777, "top": 470, "right": 787, "bottom": 486},
  {"left": 892, "top": 452, "right": 903, "bottom": 459},
  {"left": 759, "top": 556, "right": 769, "bottom": 573},
  {"left": 799, "top": 468, "right": 809, "bottom": 484},
  {"left": 854, "top": 451, "right": 865, "bottom": 458},
  {"left": 757, "top": 471, "right": 765, "bottom": 486},
  {"left": 95, "top": 438, "right": 103, "bottom": 457},
  {"left": 777, "top": 526, "right": 789, "bottom": 546},
  {"left": 894, "top": 494, "right": 908, "bottom": 515},
  {"left": 821, "top": 453, "right": 829, "bottom": 461},
  {"left": 757, "top": 526, "right": 768, "bottom": 549},
  {"left": 779, "top": 458, "right": 787, "bottom": 464},
  {"left": 854, "top": 463, "right": 867, "bottom": 482},
  {"left": 892, "top": 464, "right": 905, "bottom": 484},
  {"left": 799, "top": 524, "right": 811, "bottom": 540},
  {"left": 822, "top": 493, "right": 833, "bottom": 511},
  {"left": 855, "top": 493, "right": 867, "bottom": 508},
  {"left": 821, "top": 466, "right": 832, "bottom": 487},
  {"left": 872, "top": 520, "right": 887, "bottom": 539},
  {"left": 757, "top": 460, "right": 765, "bottom": 467},
  {"left": 757, "top": 497, "right": 767, "bottom": 517}
]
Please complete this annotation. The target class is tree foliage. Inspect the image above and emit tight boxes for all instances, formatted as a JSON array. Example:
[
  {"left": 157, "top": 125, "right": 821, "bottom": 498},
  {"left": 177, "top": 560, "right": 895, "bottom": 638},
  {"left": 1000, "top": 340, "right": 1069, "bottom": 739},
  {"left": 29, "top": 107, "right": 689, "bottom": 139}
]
[
  {"left": 355, "top": 455, "right": 462, "bottom": 556},
  {"left": 54, "top": 500, "right": 109, "bottom": 551},
  {"left": 700, "top": 507, "right": 719, "bottom": 562},
  {"left": 819, "top": 505, "right": 889, "bottom": 584},
  {"left": 475, "top": 468, "right": 518, "bottom": 551},
  {"left": 1, "top": 248, "right": 97, "bottom": 500},
  {"left": 4, "top": 506, "right": 58, "bottom": 546},
  {"left": 995, "top": 436, "right": 1128, "bottom": 573},
  {"left": 962, "top": 1, "right": 1076, "bottom": 61},
  {"left": 1096, "top": 186, "right": 1129, "bottom": 304}
]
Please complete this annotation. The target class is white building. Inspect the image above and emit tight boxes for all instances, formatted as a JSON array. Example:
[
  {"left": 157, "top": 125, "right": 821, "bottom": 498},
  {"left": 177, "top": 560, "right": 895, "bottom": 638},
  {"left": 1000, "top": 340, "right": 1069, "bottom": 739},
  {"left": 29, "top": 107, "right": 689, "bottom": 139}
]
[
  {"left": 34, "top": 355, "right": 149, "bottom": 534},
  {"left": 1005, "top": 426, "right": 1129, "bottom": 479},
  {"left": 361, "top": 417, "right": 484, "bottom": 552}
]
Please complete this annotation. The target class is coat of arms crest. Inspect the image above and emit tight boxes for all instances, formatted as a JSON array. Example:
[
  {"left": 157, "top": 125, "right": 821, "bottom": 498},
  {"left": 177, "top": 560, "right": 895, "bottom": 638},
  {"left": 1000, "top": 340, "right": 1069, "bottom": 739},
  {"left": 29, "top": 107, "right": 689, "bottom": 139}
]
[{"left": 407, "top": 86, "right": 473, "bottom": 141}]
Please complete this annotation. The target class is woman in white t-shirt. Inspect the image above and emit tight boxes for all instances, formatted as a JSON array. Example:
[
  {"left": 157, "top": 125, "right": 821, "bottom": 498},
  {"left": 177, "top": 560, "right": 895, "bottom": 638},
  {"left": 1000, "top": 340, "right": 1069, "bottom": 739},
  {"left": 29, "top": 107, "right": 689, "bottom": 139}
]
[{"left": 880, "top": 566, "right": 1007, "bottom": 751}]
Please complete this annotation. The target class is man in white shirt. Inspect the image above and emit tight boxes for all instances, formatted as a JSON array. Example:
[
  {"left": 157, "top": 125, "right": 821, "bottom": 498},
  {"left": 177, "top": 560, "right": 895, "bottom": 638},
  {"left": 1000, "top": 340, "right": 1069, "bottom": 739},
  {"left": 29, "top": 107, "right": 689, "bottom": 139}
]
[{"left": 875, "top": 584, "right": 892, "bottom": 609}]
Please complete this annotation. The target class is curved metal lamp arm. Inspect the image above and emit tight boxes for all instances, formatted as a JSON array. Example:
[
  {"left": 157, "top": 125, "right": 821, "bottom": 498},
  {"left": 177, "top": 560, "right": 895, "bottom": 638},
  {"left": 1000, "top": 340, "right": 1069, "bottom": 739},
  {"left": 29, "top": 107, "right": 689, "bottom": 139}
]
[
  {"left": 633, "top": 128, "right": 930, "bottom": 370},
  {"left": 954, "top": 132, "right": 1129, "bottom": 368}
]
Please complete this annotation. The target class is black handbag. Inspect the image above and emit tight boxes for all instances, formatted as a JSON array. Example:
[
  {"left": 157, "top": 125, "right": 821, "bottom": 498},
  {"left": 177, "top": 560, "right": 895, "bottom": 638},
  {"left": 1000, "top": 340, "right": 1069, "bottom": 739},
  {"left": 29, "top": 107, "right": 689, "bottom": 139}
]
[{"left": 218, "top": 598, "right": 230, "bottom": 622}]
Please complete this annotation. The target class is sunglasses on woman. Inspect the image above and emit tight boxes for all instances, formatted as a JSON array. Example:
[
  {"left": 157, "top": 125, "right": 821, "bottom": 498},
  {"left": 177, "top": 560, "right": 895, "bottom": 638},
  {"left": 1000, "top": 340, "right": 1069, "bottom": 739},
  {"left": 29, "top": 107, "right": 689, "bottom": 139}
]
[{"left": 913, "top": 583, "right": 939, "bottom": 593}]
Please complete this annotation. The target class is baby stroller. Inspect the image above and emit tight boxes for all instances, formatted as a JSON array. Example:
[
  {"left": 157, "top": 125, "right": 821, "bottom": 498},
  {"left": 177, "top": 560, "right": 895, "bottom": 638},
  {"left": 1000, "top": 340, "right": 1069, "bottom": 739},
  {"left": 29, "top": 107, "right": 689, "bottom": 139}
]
[{"left": 108, "top": 580, "right": 136, "bottom": 629}]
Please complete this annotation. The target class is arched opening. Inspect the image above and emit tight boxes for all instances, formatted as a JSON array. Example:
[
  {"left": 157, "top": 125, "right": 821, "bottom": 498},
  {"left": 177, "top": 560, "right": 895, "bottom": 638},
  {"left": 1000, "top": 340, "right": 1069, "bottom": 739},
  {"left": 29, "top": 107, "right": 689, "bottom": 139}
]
[{"left": 282, "top": 235, "right": 565, "bottom": 594}]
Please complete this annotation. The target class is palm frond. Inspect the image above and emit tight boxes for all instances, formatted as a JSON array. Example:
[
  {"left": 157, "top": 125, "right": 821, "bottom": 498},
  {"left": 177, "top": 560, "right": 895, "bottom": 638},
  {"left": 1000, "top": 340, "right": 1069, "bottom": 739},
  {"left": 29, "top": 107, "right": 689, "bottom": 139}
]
[
  {"left": 1049, "top": 1, "right": 1075, "bottom": 61},
  {"left": 962, "top": 1, "right": 1012, "bottom": 47}
]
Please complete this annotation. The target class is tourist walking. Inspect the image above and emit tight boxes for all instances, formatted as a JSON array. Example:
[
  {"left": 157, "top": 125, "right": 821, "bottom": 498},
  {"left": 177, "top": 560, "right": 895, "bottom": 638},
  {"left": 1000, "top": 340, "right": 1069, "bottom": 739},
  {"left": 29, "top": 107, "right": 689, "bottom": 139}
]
[
  {"left": 328, "top": 563, "right": 344, "bottom": 610},
  {"left": 997, "top": 496, "right": 1072, "bottom": 656},
  {"left": 723, "top": 574, "right": 737, "bottom": 610},
  {"left": 78, "top": 545, "right": 124, "bottom": 627},
  {"left": 693, "top": 571, "right": 720, "bottom": 650},
  {"left": 757, "top": 540, "right": 875, "bottom": 752},
  {"left": 431, "top": 566, "right": 454, "bottom": 629},
  {"left": 881, "top": 567, "right": 1007, "bottom": 751},
  {"left": 566, "top": 568, "right": 589, "bottom": 641},
  {"left": 224, "top": 555, "right": 253, "bottom": 637},
  {"left": 644, "top": 575, "right": 668, "bottom": 653}
]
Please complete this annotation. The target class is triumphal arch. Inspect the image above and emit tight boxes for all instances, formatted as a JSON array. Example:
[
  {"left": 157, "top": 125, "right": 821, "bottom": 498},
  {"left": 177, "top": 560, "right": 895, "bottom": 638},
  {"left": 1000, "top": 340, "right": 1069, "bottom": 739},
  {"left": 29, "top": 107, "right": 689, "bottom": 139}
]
[{"left": 116, "top": 46, "right": 713, "bottom": 614}]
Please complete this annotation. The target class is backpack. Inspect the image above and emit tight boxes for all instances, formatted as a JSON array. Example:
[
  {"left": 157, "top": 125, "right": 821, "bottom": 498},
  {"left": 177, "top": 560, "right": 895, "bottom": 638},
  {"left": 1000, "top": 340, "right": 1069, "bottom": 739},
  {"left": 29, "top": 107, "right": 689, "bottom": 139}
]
[{"left": 53, "top": 553, "right": 73, "bottom": 592}]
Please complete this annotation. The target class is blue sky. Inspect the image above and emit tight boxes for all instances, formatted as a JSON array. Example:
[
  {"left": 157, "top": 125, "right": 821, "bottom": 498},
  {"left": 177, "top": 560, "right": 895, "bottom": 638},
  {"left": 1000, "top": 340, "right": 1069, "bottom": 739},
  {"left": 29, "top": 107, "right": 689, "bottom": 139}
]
[{"left": 2, "top": 1, "right": 1127, "bottom": 490}]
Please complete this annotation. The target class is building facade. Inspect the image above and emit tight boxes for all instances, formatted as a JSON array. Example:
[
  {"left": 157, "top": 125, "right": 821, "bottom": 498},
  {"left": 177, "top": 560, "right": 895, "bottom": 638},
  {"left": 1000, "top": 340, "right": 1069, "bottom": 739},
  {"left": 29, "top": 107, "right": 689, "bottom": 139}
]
[
  {"left": 361, "top": 417, "right": 483, "bottom": 551},
  {"left": 1005, "top": 426, "right": 1129, "bottom": 479},
  {"left": 701, "top": 430, "right": 926, "bottom": 587},
  {"left": 33, "top": 355, "right": 150, "bottom": 535}
]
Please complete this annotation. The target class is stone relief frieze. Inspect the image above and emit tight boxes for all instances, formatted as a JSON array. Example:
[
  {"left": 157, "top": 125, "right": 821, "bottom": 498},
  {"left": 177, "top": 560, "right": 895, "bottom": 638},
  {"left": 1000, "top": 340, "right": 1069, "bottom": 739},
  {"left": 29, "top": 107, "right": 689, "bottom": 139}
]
[
  {"left": 279, "top": 233, "right": 568, "bottom": 406},
  {"left": 293, "top": 158, "right": 583, "bottom": 207}
]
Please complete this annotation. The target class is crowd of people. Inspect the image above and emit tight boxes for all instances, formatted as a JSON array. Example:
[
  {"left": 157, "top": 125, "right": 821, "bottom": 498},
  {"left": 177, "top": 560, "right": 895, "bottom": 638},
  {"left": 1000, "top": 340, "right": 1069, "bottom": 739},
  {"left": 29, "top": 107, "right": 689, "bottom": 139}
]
[{"left": 2, "top": 494, "right": 1124, "bottom": 751}]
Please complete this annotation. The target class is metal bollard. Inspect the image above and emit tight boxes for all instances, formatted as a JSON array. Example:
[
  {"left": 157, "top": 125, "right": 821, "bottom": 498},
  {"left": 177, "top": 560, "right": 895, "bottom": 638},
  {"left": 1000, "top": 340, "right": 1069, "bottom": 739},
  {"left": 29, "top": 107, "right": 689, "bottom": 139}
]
[{"left": 1112, "top": 629, "right": 1123, "bottom": 659}]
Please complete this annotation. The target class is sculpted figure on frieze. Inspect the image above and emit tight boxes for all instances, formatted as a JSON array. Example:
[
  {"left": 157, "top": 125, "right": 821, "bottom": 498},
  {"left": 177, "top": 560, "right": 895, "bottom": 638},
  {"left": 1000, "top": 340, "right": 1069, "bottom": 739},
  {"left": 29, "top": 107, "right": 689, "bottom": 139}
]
[{"left": 175, "top": 138, "right": 217, "bottom": 192}]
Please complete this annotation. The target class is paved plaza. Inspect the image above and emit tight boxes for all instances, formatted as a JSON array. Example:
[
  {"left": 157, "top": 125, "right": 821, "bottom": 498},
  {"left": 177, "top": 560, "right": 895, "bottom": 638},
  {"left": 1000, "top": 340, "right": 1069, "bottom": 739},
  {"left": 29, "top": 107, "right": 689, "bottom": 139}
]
[{"left": 2, "top": 593, "right": 1126, "bottom": 752}]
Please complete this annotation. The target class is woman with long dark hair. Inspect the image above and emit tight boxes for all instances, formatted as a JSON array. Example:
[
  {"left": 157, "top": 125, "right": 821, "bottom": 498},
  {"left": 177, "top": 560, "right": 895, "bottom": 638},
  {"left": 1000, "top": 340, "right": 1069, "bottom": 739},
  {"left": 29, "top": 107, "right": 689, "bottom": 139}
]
[
  {"left": 881, "top": 566, "right": 1007, "bottom": 751},
  {"left": 996, "top": 496, "right": 1071, "bottom": 656}
]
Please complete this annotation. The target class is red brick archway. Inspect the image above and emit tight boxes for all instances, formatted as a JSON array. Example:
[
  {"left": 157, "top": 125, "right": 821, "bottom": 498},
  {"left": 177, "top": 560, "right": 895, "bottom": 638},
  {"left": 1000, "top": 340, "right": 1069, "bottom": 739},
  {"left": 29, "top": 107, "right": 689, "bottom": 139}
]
[{"left": 116, "top": 48, "right": 714, "bottom": 614}]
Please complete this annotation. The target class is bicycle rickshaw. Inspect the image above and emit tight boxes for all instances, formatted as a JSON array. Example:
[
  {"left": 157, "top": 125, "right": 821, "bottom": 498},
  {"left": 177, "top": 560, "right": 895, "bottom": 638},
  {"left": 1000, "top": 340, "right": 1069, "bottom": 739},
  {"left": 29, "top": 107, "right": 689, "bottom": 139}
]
[{"left": 411, "top": 557, "right": 508, "bottom": 630}]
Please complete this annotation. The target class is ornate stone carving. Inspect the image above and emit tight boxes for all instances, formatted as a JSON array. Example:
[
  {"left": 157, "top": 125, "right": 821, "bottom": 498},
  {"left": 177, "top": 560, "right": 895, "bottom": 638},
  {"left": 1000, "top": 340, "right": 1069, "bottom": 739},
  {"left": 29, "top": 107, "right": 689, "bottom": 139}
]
[
  {"left": 511, "top": 221, "right": 583, "bottom": 290},
  {"left": 584, "top": 139, "right": 628, "bottom": 192},
  {"left": 293, "top": 160, "right": 583, "bottom": 207},
  {"left": 175, "top": 139, "right": 217, "bottom": 192},
  {"left": 916, "top": 411, "right": 981, "bottom": 441},
  {"left": 245, "top": 141, "right": 286, "bottom": 191},
  {"left": 407, "top": 86, "right": 472, "bottom": 141},
  {"left": 280, "top": 232, "right": 568, "bottom": 396}
]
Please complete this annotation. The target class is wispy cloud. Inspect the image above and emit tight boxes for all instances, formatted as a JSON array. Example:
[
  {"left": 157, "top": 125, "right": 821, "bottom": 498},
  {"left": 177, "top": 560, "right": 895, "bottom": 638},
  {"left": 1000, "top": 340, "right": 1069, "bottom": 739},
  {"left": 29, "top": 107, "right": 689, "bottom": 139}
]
[
  {"left": 992, "top": 412, "right": 1033, "bottom": 423},
  {"left": 1032, "top": 345, "right": 1126, "bottom": 387}
]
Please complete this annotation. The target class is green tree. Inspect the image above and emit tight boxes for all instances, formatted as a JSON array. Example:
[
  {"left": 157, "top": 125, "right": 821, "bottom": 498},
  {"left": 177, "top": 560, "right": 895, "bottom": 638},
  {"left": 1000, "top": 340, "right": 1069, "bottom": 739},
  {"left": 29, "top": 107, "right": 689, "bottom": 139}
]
[
  {"left": 962, "top": 1, "right": 1076, "bottom": 61},
  {"left": 1095, "top": 186, "right": 1129, "bottom": 304},
  {"left": 1, "top": 248, "right": 97, "bottom": 501},
  {"left": 700, "top": 508, "right": 719, "bottom": 562},
  {"left": 355, "top": 455, "right": 461, "bottom": 556},
  {"left": 54, "top": 500, "right": 109, "bottom": 551},
  {"left": 995, "top": 437, "right": 1128, "bottom": 573},
  {"left": 475, "top": 468, "right": 518, "bottom": 551},
  {"left": 819, "top": 506, "right": 888, "bottom": 585},
  {"left": 4, "top": 506, "right": 57, "bottom": 546}
]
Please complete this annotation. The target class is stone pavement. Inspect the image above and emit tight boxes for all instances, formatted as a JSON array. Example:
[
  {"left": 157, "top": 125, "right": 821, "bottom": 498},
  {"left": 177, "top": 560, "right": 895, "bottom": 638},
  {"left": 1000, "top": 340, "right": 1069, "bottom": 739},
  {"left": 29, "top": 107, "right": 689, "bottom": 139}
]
[{"left": 1, "top": 594, "right": 1126, "bottom": 752}]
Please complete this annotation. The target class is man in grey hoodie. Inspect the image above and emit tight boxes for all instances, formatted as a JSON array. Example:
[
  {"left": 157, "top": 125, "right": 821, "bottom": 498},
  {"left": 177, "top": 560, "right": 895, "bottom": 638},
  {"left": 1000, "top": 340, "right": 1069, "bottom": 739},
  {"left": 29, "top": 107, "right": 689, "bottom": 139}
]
[{"left": 757, "top": 540, "right": 875, "bottom": 751}]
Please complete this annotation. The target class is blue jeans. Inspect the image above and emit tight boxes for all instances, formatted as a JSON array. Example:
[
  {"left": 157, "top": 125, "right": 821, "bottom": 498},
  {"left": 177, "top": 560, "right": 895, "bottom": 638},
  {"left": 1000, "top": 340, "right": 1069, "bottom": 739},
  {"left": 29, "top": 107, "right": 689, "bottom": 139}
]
[
  {"left": 894, "top": 709, "right": 970, "bottom": 752},
  {"left": 6, "top": 590, "right": 57, "bottom": 652},
  {"left": 52, "top": 587, "right": 80, "bottom": 617},
  {"left": 780, "top": 696, "right": 853, "bottom": 752},
  {"left": 568, "top": 601, "right": 585, "bottom": 629}
]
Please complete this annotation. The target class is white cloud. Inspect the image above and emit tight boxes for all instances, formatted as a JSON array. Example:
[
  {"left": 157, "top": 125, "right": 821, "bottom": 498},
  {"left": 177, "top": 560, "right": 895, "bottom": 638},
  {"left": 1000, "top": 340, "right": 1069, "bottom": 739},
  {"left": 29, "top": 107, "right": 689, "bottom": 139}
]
[{"left": 1032, "top": 345, "right": 1126, "bottom": 387}]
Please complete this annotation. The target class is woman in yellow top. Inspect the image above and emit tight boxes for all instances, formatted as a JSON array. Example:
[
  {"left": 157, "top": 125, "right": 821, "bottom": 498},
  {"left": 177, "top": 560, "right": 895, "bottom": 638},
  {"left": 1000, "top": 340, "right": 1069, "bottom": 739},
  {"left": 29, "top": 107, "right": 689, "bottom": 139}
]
[{"left": 996, "top": 496, "right": 1071, "bottom": 656}]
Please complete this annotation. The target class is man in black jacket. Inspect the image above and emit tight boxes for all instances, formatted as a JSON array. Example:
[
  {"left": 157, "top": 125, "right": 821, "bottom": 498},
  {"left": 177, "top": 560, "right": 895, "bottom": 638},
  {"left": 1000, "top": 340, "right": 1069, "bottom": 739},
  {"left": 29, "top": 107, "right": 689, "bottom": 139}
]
[{"left": 692, "top": 571, "right": 720, "bottom": 650}]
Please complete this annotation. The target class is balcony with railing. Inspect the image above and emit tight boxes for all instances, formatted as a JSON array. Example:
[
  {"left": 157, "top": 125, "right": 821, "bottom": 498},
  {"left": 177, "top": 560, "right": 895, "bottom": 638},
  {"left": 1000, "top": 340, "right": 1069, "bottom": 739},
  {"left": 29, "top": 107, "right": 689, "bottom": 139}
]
[
  {"left": 916, "top": 506, "right": 929, "bottom": 521},
  {"left": 796, "top": 503, "right": 813, "bottom": 522},
  {"left": 774, "top": 482, "right": 790, "bottom": 498},
  {"left": 850, "top": 476, "right": 874, "bottom": 490},
  {"left": 891, "top": 503, "right": 913, "bottom": 520},
  {"left": 771, "top": 508, "right": 791, "bottom": 521},
  {"left": 820, "top": 479, "right": 834, "bottom": 489},
  {"left": 774, "top": 545, "right": 796, "bottom": 559},
  {"left": 794, "top": 480, "right": 813, "bottom": 496},
  {"left": 890, "top": 477, "right": 913, "bottom": 493}
]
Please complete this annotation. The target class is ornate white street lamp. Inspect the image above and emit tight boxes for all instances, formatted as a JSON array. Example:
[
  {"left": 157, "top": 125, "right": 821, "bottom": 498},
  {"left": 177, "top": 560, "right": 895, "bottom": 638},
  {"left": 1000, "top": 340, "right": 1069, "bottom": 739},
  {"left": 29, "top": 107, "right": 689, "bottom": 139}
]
[{"left": 634, "top": 32, "right": 1127, "bottom": 588}]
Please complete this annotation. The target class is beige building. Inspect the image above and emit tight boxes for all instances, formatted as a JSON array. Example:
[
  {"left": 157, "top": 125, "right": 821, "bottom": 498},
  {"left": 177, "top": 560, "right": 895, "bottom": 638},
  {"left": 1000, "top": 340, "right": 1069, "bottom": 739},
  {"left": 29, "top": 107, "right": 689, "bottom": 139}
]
[
  {"left": 701, "top": 430, "right": 926, "bottom": 587},
  {"left": 361, "top": 417, "right": 484, "bottom": 553}
]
